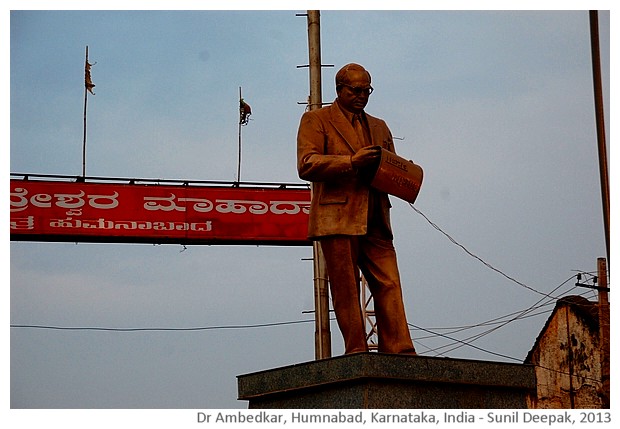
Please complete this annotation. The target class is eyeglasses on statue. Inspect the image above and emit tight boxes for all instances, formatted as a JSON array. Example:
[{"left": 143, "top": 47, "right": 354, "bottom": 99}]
[{"left": 339, "top": 84, "right": 374, "bottom": 95}]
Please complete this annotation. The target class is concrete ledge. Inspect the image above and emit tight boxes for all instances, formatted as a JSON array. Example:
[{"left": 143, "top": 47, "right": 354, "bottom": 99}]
[{"left": 237, "top": 353, "right": 536, "bottom": 408}]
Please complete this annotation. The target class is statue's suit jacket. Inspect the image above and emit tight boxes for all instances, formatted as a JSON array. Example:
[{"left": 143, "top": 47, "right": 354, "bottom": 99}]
[{"left": 297, "top": 100, "right": 395, "bottom": 240}]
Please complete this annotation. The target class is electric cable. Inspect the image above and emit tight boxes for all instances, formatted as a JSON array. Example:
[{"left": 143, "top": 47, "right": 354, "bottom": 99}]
[
  {"left": 10, "top": 318, "right": 315, "bottom": 332},
  {"left": 410, "top": 204, "right": 557, "bottom": 298},
  {"left": 417, "top": 274, "right": 576, "bottom": 358}
]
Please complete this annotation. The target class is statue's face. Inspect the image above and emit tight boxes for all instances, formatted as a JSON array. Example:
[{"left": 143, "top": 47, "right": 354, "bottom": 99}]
[{"left": 336, "top": 70, "right": 372, "bottom": 114}]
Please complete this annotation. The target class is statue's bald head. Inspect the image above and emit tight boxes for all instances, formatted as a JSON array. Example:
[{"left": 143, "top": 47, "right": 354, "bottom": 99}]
[{"left": 335, "top": 63, "right": 372, "bottom": 89}]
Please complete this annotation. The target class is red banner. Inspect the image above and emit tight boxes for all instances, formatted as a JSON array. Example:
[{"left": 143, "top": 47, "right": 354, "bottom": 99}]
[{"left": 10, "top": 179, "right": 311, "bottom": 245}]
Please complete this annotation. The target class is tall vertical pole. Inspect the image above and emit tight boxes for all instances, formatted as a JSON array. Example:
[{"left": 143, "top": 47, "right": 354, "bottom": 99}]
[
  {"left": 307, "top": 11, "right": 323, "bottom": 112},
  {"left": 237, "top": 86, "right": 242, "bottom": 183},
  {"left": 597, "top": 257, "right": 610, "bottom": 408},
  {"left": 564, "top": 306, "right": 576, "bottom": 409},
  {"left": 589, "top": 11, "right": 610, "bottom": 264},
  {"left": 307, "top": 10, "right": 331, "bottom": 359},
  {"left": 82, "top": 46, "right": 89, "bottom": 178}
]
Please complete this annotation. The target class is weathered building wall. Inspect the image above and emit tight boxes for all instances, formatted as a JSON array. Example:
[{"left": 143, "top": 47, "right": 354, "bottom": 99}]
[{"left": 526, "top": 297, "right": 603, "bottom": 409}]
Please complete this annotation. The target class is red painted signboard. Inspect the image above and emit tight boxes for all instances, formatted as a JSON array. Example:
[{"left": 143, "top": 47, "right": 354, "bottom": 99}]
[{"left": 10, "top": 179, "right": 312, "bottom": 245}]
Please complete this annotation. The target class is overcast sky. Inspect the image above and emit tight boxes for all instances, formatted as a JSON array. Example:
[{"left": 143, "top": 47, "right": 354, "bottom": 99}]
[{"left": 6, "top": 1, "right": 613, "bottom": 419}]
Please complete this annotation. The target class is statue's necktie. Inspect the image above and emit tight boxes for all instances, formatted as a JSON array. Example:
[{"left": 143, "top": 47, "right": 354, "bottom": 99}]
[{"left": 353, "top": 114, "right": 368, "bottom": 146}]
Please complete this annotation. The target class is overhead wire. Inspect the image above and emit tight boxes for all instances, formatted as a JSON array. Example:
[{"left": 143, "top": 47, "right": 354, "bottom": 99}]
[
  {"left": 410, "top": 204, "right": 558, "bottom": 299},
  {"left": 423, "top": 274, "right": 576, "bottom": 358},
  {"left": 407, "top": 204, "right": 607, "bottom": 357},
  {"left": 10, "top": 319, "right": 316, "bottom": 332}
]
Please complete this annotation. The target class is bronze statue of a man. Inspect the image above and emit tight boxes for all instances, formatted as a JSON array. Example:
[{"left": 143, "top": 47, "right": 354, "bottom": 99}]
[{"left": 297, "top": 63, "right": 416, "bottom": 355}]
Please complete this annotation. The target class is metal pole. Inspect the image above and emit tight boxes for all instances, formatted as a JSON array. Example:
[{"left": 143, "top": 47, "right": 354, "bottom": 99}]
[
  {"left": 237, "top": 87, "right": 242, "bottom": 183},
  {"left": 82, "top": 46, "right": 89, "bottom": 178},
  {"left": 597, "top": 257, "right": 610, "bottom": 408},
  {"left": 563, "top": 306, "right": 575, "bottom": 408},
  {"left": 307, "top": 10, "right": 331, "bottom": 359},
  {"left": 307, "top": 11, "right": 323, "bottom": 111},
  {"left": 589, "top": 11, "right": 610, "bottom": 264}
]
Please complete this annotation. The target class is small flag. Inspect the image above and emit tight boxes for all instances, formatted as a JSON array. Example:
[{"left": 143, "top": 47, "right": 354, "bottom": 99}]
[
  {"left": 239, "top": 98, "right": 251, "bottom": 125},
  {"left": 85, "top": 59, "right": 96, "bottom": 95}
]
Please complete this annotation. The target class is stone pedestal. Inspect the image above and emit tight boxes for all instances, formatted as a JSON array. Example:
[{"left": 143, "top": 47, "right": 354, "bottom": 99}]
[{"left": 237, "top": 353, "right": 535, "bottom": 408}]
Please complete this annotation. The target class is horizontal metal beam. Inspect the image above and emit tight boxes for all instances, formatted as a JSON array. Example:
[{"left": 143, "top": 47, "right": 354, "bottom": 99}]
[{"left": 10, "top": 172, "right": 310, "bottom": 190}]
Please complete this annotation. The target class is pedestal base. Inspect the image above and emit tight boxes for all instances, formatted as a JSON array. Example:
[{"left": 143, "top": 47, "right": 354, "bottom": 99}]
[{"left": 238, "top": 353, "right": 535, "bottom": 408}]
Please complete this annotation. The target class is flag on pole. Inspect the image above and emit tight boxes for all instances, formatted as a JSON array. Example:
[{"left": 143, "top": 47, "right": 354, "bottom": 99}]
[
  {"left": 239, "top": 98, "right": 251, "bottom": 125},
  {"left": 85, "top": 58, "right": 96, "bottom": 95}
]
